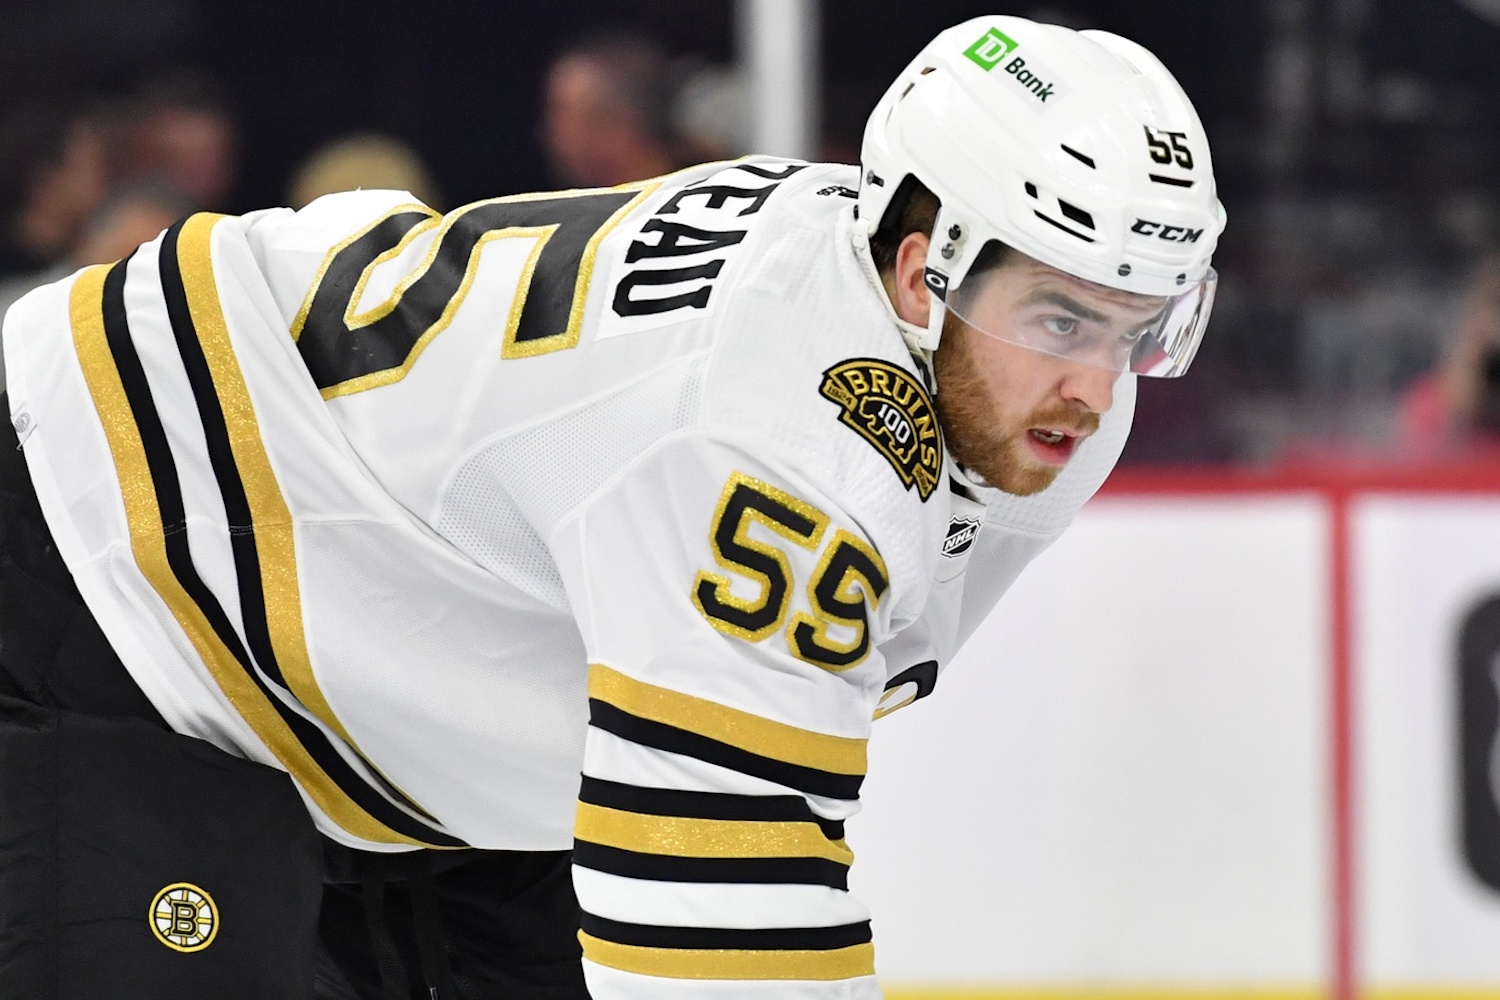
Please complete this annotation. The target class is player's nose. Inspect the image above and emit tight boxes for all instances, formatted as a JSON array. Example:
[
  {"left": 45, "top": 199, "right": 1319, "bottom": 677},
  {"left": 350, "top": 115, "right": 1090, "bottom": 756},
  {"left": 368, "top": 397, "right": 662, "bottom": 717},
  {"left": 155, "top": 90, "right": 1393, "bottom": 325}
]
[{"left": 1059, "top": 361, "right": 1115, "bottom": 415}]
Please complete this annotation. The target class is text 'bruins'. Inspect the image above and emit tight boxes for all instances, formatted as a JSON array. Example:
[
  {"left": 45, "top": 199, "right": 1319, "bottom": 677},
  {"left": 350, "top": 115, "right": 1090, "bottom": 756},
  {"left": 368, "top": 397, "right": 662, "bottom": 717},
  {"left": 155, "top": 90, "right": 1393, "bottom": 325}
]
[{"left": 819, "top": 359, "right": 942, "bottom": 501}]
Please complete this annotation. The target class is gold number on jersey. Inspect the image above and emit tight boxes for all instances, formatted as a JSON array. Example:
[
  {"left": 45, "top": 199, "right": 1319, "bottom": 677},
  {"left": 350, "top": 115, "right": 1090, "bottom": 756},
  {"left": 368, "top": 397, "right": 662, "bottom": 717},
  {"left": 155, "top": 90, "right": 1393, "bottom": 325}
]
[
  {"left": 293, "top": 182, "right": 657, "bottom": 398},
  {"left": 789, "top": 529, "right": 889, "bottom": 669},
  {"left": 694, "top": 474, "right": 890, "bottom": 670},
  {"left": 693, "top": 474, "right": 826, "bottom": 642}
]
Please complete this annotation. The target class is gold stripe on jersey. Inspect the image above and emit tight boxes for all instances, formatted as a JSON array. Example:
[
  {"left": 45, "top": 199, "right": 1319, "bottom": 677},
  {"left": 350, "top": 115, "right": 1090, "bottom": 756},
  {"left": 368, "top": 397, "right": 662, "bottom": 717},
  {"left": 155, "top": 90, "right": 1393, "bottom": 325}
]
[
  {"left": 873, "top": 691, "right": 919, "bottom": 720},
  {"left": 588, "top": 664, "right": 866, "bottom": 778},
  {"left": 177, "top": 214, "right": 452, "bottom": 838},
  {"left": 578, "top": 932, "right": 875, "bottom": 981},
  {"left": 69, "top": 265, "right": 143, "bottom": 485},
  {"left": 177, "top": 214, "right": 363, "bottom": 749},
  {"left": 574, "top": 802, "right": 853, "bottom": 865},
  {"left": 70, "top": 238, "right": 439, "bottom": 847}
]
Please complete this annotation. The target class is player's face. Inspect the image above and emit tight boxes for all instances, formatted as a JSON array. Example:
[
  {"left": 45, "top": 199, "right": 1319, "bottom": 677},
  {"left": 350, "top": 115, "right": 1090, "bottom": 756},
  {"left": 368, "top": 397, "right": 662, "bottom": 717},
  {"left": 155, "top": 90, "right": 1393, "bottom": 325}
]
[{"left": 934, "top": 257, "right": 1158, "bottom": 495}]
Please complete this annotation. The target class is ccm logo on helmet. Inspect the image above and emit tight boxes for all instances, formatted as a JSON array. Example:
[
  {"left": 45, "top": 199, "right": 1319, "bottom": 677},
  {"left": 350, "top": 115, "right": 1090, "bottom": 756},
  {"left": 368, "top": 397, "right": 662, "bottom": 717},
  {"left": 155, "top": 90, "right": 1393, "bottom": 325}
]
[{"left": 1131, "top": 219, "right": 1205, "bottom": 244}]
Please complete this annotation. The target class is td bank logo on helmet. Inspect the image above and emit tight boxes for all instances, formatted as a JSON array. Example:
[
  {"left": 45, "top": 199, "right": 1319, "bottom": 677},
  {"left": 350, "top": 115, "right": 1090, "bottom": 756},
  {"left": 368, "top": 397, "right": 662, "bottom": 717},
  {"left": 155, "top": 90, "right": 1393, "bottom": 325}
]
[
  {"left": 963, "top": 26, "right": 1020, "bottom": 69},
  {"left": 963, "top": 27, "right": 1069, "bottom": 110}
]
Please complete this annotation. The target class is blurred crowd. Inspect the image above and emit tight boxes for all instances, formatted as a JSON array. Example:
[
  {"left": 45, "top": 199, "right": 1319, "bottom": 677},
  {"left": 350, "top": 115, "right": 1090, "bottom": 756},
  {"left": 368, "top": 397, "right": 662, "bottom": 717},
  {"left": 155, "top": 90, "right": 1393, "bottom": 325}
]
[
  {"left": 0, "top": 34, "right": 755, "bottom": 328},
  {"left": 0, "top": 75, "right": 231, "bottom": 323},
  {"left": 3, "top": 8, "right": 1499, "bottom": 471}
]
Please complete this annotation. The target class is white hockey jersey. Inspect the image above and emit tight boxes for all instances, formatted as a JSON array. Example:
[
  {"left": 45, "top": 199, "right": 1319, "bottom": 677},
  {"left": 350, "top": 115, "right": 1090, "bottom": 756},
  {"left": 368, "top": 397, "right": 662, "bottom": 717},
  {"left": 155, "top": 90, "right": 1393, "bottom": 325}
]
[{"left": 2, "top": 158, "right": 1133, "bottom": 998}]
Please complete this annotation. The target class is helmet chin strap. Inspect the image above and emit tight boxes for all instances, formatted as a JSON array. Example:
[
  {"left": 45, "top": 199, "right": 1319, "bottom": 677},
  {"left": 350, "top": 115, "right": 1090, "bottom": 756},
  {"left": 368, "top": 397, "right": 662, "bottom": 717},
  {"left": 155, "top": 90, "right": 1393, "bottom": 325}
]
[
  {"left": 923, "top": 280, "right": 947, "bottom": 351},
  {"left": 916, "top": 203, "right": 978, "bottom": 356}
]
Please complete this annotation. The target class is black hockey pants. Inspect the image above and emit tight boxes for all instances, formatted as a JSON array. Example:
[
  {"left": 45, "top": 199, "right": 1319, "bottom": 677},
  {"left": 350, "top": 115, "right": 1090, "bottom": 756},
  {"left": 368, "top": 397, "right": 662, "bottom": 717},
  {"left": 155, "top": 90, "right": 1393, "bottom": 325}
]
[{"left": 0, "top": 395, "right": 589, "bottom": 999}]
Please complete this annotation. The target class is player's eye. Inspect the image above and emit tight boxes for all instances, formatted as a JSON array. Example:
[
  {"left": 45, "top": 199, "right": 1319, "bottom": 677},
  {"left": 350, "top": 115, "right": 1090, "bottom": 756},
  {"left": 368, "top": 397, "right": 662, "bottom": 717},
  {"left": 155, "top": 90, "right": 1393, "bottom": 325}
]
[
  {"left": 1120, "top": 325, "right": 1149, "bottom": 343},
  {"left": 1041, "top": 316, "right": 1079, "bottom": 337}
]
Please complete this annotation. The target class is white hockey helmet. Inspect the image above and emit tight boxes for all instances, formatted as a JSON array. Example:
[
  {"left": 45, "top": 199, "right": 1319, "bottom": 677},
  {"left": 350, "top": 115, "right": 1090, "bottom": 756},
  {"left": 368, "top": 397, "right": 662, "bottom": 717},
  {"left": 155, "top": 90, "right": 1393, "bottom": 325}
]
[{"left": 857, "top": 16, "right": 1227, "bottom": 376}]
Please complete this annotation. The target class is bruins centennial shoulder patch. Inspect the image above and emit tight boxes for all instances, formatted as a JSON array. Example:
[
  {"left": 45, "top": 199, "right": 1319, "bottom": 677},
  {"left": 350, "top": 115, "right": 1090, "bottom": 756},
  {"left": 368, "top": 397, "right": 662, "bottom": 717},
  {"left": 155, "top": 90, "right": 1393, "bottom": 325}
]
[{"left": 820, "top": 359, "right": 942, "bottom": 501}]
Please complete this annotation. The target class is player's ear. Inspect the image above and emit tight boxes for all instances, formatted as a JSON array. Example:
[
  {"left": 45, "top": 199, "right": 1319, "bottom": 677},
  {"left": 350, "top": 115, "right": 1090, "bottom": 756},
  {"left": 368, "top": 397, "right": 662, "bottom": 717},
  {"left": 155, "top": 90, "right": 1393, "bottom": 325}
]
[{"left": 891, "top": 230, "right": 931, "bottom": 327}]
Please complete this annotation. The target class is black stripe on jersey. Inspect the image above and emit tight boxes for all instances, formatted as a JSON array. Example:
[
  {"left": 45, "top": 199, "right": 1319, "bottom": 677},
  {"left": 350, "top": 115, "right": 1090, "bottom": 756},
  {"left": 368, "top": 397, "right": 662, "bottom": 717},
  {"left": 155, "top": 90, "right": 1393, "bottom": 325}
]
[
  {"left": 157, "top": 226, "right": 284, "bottom": 689},
  {"left": 140, "top": 223, "right": 463, "bottom": 847},
  {"left": 102, "top": 254, "right": 183, "bottom": 522},
  {"left": 572, "top": 841, "right": 849, "bottom": 890},
  {"left": 579, "top": 912, "right": 872, "bottom": 953},
  {"left": 579, "top": 776, "right": 845, "bottom": 841},
  {"left": 588, "top": 699, "right": 864, "bottom": 801},
  {"left": 949, "top": 475, "right": 983, "bottom": 504},
  {"left": 883, "top": 661, "right": 938, "bottom": 702},
  {"left": 296, "top": 209, "right": 434, "bottom": 388}
]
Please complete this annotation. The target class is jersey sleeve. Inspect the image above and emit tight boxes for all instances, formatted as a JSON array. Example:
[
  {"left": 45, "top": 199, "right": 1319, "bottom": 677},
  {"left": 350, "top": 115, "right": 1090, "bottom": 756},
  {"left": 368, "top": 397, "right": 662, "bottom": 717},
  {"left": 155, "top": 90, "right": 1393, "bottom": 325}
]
[{"left": 548, "top": 430, "right": 893, "bottom": 1000}]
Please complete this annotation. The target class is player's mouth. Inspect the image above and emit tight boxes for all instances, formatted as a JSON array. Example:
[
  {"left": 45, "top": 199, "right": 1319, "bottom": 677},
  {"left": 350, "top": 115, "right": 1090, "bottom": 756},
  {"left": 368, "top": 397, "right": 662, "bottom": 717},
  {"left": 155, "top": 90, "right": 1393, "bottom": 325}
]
[{"left": 1025, "top": 427, "right": 1084, "bottom": 465}]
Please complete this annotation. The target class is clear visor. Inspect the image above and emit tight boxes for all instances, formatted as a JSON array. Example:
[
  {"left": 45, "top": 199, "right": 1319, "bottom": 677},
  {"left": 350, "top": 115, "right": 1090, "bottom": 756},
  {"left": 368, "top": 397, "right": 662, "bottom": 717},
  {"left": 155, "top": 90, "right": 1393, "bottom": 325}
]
[{"left": 943, "top": 264, "right": 1218, "bottom": 378}]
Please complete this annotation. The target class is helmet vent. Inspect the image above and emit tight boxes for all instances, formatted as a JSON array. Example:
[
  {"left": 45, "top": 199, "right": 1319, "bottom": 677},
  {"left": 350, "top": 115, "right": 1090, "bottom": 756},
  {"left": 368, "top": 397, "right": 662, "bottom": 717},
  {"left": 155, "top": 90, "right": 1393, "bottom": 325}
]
[
  {"left": 1034, "top": 211, "right": 1096, "bottom": 244},
  {"left": 1061, "top": 145, "right": 1096, "bottom": 169},
  {"left": 920, "top": 66, "right": 937, "bottom": 75},
  {"left": 1024, "top": 182, "right": 1038, "bottom": 199},
  {"left": 1149, "top": 173, "right": 1195, "bottom": 188},
  {"left": 1057, "top": 201, "right": 1096, "bottom": 230}
]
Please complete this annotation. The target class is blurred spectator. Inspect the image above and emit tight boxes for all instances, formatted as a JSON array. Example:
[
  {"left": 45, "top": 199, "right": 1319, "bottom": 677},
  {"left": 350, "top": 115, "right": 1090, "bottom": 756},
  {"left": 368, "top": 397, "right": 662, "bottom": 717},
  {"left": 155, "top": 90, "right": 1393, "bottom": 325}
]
[
  {"left": 0, "top": 179, "right": 194, "bottom": 387},
  {"left": 542, "top": 35, "right": 713, "bottom": 187},
  {"left": 287, "top": 133, "right": 443, "bottom": 210},
  {"left": 1397, "top": 252, "right": 1500, "bottom": 458},
  {"left": 0, "top": 98, "right": 111, "bottom": 280},
  {"left": 71, "top": 180, "right": 195, "bottom": 267},
  {"left": 117, "top": 71, "right": 238, "bottom": 211}
]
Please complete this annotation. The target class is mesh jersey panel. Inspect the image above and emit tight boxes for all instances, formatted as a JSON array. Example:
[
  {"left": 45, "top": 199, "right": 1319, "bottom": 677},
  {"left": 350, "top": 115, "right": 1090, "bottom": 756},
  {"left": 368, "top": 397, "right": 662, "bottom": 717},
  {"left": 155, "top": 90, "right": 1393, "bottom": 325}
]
[{"left": 434, "top": 353, "right": 709, "bottom": 607}]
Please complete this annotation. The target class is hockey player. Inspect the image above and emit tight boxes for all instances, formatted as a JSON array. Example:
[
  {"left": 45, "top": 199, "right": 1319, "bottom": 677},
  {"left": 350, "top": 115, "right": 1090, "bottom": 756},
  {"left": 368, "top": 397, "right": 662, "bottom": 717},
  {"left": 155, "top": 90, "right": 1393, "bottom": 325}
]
[{"left": 0, "top": 16, "right": 1223, "bottom": 1000}]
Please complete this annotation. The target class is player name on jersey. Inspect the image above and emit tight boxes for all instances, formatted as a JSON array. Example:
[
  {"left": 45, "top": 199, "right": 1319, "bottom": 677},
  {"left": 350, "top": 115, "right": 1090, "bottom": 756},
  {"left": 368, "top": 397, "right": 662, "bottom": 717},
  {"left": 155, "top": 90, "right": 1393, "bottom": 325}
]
[{"left": 598, "top": 161, "right": 808, "bottom": 340}]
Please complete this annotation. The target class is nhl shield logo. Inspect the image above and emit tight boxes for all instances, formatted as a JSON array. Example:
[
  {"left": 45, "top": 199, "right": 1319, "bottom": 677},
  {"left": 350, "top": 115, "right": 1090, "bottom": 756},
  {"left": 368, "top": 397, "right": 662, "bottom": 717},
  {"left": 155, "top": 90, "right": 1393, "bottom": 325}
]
[
  {"left": 820, "top": 359, "right": 942, "bottom": 501},
  {"left": 942, "top": 516, "right": 981, "bottom": 557},
  {"left": 149, "top": 882, "right": 219, "bottom": 953}
]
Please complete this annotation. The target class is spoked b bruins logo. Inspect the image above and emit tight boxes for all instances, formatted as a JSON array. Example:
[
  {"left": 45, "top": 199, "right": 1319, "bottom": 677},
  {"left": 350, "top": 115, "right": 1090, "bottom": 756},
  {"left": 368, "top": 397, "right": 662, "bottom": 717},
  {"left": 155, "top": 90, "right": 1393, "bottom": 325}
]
[
  {"left": 149, "top": 882, "right": 219, "bottom": 952},
  {"left": 820, "top": 359, "right": 942, "bottom": 500}
]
